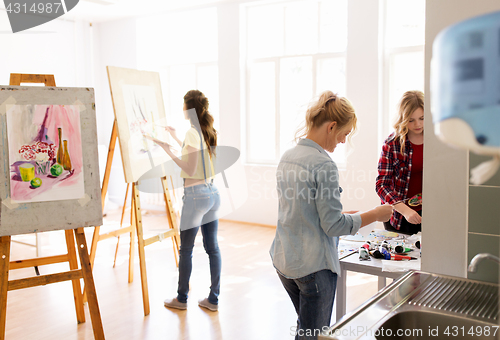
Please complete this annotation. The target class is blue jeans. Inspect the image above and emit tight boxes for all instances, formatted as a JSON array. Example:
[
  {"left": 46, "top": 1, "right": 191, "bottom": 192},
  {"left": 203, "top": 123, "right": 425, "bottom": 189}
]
[
  {"left": 177, "top": 183, "right": 221, "bottom": 305},
  {"left": 278, "top": 269, "right": 337, "bottom": 340}
]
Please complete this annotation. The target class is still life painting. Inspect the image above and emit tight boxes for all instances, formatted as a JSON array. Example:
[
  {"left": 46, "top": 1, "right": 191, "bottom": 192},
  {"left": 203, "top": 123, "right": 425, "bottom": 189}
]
[{"left": 7, "top": 104, "right": 85, "bottom": 203}]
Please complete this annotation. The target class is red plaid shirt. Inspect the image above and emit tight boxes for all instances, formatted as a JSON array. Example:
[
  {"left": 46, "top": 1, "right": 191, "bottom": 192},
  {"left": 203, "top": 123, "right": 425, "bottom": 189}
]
[{"left": 376, "top": 133, "right": 415, "bottom": 230}]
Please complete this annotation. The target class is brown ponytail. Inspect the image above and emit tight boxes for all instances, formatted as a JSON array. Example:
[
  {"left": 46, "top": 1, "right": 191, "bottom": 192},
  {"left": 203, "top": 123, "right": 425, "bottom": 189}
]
[{"left": 183, "top": 90, "right": 218, "bottom": 157}]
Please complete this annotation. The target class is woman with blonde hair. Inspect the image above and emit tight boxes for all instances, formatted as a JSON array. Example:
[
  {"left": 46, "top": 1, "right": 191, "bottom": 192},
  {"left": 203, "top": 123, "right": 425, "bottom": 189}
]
[
  {"left": 376, "top": 90, "right": 424, "bottom": 235},
  {"left": 270, "top": 91, "right": 392, "bottom": 339}
]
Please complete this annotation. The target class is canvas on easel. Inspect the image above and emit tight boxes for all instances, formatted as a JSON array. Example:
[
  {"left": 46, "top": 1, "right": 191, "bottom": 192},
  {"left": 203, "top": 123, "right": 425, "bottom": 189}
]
[
  {"left": 0, "top": 79, "right": 104, "bottom": 340},
  {"left": 85, "top": 66, "right": 180, "bottom": 316},
  {"left": 0, "top": 86, "right": 102, "bottom": 235},
  {"left": 107, "top": 66, "right": 172, "bottom": 183}
]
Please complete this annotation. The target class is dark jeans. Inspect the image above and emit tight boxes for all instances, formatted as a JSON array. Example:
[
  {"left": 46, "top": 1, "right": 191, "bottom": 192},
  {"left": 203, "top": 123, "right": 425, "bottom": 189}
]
[
  {"left": 176, "top": 220, "right": 221, "bottom": 305},
  {"left": 384, "top": 210, "right": 422, "bottom": 235},
  {"left": 278, "top": 269, "right": 337, "bottom": 340}
]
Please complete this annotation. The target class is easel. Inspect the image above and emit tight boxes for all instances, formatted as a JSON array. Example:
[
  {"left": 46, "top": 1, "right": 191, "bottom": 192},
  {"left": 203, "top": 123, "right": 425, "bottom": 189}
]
[
  {"left": 87, "top": 99, "right": 181, "bottom": 316},
  {"left": 0, "top": 74, "right": 104, "bottom": 339}
]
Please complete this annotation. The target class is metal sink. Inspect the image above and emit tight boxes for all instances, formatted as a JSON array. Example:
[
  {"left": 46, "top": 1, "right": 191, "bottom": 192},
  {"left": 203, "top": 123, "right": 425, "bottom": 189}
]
[{"left": 320, "top": 271, "right": 499, "bottom": 340}]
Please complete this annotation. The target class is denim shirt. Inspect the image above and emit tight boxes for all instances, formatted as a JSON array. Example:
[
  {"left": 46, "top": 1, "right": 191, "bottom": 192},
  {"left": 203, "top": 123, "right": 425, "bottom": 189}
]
[{"left": 270, "top": 138, "right": 362, "bottom": 279}]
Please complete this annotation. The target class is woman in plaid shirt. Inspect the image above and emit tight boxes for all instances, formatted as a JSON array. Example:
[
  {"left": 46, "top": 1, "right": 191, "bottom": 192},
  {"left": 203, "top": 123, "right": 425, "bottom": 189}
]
[{"left": 376, "top": 90, "right": 424, "bottom": 235}]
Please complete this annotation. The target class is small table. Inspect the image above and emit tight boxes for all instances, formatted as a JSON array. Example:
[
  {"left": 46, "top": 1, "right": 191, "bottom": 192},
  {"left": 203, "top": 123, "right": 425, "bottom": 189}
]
[{"left": 335, "top": 251, "right": 419, "bottom": 321}]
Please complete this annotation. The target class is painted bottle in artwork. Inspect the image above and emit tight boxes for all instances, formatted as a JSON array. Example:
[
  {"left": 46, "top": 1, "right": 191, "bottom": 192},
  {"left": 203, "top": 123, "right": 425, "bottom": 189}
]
[
  {"left": 35, "top": 107, "right": 54, "bottom": 145},
  {"left": 28, "top": 106, "right": 56, "bottom": 175},
  {"left": 63, "top": 140, "right": 72, "bottom": 171},
  {"left": 57, "top": 127, "right": 64, "bottom": 165}
]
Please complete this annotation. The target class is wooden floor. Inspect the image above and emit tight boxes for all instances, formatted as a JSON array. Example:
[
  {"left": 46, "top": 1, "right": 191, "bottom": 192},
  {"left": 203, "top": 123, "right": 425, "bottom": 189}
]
[{"left": 4, "top": 210, "right": 380, "bottom": 340}]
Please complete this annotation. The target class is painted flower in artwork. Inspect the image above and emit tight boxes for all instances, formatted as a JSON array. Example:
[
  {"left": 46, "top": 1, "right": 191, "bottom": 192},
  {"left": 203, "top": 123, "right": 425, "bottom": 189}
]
[
  {"left": 36, "top": 152, "right": 49, "bottom": 162},
  {"left": 18, "top": 142, "right": 56, "bottom": 175},
  {"left": 18, "top": 141, "right": 56, "bottom": 161}
]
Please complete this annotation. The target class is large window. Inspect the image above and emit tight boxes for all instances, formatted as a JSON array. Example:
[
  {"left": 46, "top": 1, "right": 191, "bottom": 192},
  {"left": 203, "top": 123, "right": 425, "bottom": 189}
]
[
  {"left": 381, "top": 0, "right": 425, "bottom": 138},
  {"left": 244, "top": 0, "right": 348, "bottom": 165},
  {"left": 136, "top": 8, "right": 219, "bottom": 136}
]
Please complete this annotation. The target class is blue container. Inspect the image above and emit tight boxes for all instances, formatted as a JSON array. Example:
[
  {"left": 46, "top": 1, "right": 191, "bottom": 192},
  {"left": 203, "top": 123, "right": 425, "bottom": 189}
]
[{"left": 432, "top": 11, "right": 500, "bottom": 153}]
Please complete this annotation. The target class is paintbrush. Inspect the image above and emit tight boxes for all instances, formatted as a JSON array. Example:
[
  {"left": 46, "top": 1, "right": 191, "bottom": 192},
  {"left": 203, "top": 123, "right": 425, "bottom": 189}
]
[{"left": 393, "top": 193, "right": 422, "bottom": 207}]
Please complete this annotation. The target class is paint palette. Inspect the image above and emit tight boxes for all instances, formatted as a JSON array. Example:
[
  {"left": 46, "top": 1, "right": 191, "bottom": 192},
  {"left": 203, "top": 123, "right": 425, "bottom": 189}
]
[
  {"left": 408, "top": 193, "right": 422, "bottom": 207},
  {"left": 371, "top": 230, "right": 399, "bottom": 238},
  {"left": 341, "top": 233, "right": 368, "bottom": 242},
  {"left": 341, "top": 229, "right": 398, "bottom": 242}
]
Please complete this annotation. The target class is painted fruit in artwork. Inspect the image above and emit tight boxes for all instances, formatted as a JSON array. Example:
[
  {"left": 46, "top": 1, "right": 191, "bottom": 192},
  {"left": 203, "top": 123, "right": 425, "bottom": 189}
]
[
  {"left": 30, "top": 177, "right": 42, "bottom": 188},
  {"left": 50, "top": 164, "right": 64, "bottom": 177}
]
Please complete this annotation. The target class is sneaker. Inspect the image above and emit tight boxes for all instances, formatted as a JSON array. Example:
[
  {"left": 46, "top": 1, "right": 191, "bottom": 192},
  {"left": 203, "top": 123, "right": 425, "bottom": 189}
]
[
  {"left": 164, "top": 298, "right": 187, "bottom": 310},
  {"left": 198, "top": 298, "right": 218, "bottom": 312}
]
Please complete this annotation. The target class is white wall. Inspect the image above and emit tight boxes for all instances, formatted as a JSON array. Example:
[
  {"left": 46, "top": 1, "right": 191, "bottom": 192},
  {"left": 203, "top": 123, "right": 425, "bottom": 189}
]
[
  {"left": 343, "top": 0, "right": 381, "bottom": 214},
  {"left": 0, "top": 16, "right": 92, "bottom": 87},
  {"left": 422, "top": 0, "right": 500, "bottom": 277},
  {"left": 92, "top": 18, "right": 138, "bottom": 207}
]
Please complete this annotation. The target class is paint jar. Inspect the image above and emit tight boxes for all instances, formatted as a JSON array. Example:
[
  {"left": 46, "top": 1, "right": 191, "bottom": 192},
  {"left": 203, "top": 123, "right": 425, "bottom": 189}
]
[
  {"left": 359, "top": 247, "right": 371, "bottom": 261},
  {"left": 19, "top": 163, "right": 35, "bottom": 182}
]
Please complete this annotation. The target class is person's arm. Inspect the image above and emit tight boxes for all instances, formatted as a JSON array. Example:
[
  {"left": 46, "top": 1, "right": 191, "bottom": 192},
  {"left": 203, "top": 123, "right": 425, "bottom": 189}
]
[
  {"left": 166, "top": 145, "right": 198, "bottom": 176},
  {"left": 144, "top": 135, "right": 198, "bottom": 176},
  {"left": 315, "top": 161, "right": 393, "bottom": 237},
  {"left": 393, "top": 202, "right": 421, "bottom": 224},
  {"left": 164, "top": 126, "right": 183, "bottom": 147},
  {"left": 315, "top": 163, "right": 365, "bottom": 237},
  {"left": 359, "top": 204, "right": 393, "bottom": 227}
]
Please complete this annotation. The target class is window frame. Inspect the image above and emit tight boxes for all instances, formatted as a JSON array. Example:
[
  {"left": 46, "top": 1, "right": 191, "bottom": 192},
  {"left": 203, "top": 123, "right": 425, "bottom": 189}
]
[
  {"left": 380, "top": 0, "right": 425, "bottom": 144},
  {"left": 243, "top": 0, "right": 347, "bottom": 166},
  {"left": 160, "top": 61, "right": 220, "bottom": 132}
]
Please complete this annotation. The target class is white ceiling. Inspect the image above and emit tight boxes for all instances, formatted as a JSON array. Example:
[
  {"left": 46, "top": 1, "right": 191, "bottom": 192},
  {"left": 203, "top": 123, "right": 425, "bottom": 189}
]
[
  {"left": 67, "top": 0, "right": 232, "bottom": 22},
  {"left": 0, "top": 0, "right": 231, "bottom": 23}
]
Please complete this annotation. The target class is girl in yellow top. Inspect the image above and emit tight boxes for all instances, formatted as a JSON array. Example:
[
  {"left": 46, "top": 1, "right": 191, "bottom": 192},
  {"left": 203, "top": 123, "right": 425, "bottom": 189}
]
[{"left": 146, "top": 90, "right": 220, "bottom": 312}]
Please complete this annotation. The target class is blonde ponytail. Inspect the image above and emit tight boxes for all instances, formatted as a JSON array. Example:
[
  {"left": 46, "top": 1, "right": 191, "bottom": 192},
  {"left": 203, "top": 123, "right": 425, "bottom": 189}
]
[{"left": 295, "top": 91, "right": 357, "bottom": 143}]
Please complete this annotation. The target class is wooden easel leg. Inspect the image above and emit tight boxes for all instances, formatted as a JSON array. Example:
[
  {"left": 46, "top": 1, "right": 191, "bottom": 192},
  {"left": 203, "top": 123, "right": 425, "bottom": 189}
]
[
  {"left": 171, "top": 238, "right": 179, "bottom": 268},
  {"left": 0, "top": 236, "right": 11, "bottom": 340},
  {"left": 113, "top": 183, "right": 130, "bottom": 268},
  {"left": 64, "top": 230, "right": 85, "bottom": 323},
  {"left": 83, "top": 224, "right": 101, "bottom": 304},
  {"left": 87, "top": 119, "right": 118, "bottom": 282},
  {"left": 128, "top": 191, "right": 135, "bottom": 284},
  {"left": 132, "top": 184, "right": 150, "bottom": 316},
  {"left": 89, "top": 226, "right": 101, "bottom": 268},
  {"left": 162, "top": 177, "right": 180, "bottom": 266},
  {"left": 75, "top": 228, "right": 105, "bottom": 340},
  {"left": 169, "top": 175, "right": 182, "bottom": 231}
]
